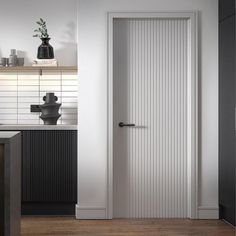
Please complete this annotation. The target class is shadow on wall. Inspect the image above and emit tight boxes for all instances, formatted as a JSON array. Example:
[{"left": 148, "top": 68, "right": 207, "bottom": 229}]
[{"left": 55, "top": 22, "right": 77, "bottom": 66}]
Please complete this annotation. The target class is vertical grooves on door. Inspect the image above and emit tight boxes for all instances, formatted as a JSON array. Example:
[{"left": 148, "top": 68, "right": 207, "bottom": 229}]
[{"left": 113, "top": 18, "right": 189, "bottom": 218}]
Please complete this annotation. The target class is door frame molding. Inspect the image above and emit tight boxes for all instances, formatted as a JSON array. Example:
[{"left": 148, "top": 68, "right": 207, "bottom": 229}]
[{"left": 107, "top": 12, "right": 198, "bottom": 219}]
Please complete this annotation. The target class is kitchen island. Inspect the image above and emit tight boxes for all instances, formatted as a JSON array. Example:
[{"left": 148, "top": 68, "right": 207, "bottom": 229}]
[
  {"left": 0, "top": 132, "right": 21, "bottom": 236},
  {"left": 0, "top": 125, "right": 77, "bottom": 216}
]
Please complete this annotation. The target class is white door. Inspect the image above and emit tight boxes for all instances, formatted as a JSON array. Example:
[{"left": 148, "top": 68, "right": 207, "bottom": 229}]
[{"left": 113, "top": 17, "right": 193, "bottom": 218}]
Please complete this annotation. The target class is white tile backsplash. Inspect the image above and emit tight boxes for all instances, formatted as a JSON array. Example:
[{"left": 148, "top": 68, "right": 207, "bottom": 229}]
[
  {"left": 40, "top": 80, "right": 61, "bottom": 86},
  {"left": 0, "top": 86, "right": 17, "bottom": 91},
  {"left": 18, "top": 97, "right": 40, "bottom": 103},
  {"left": 41, "top": 72, "right": 61, "bottom": 80},
  {"left": 18, "top": 119, "right": 40, "bottom": 125},
  {"left": 18, "top": 86, "right": 39, "bottom": 91},
  {"left": 0, "top": 97, "right": 17, "bottom": 103},
  {"left": 62, "top": 108, "right": 77, "bottom": 114},
  {"left": 0, "top": 114, "right": 17, "bottom": 119},
  {"left": 61, "top": 120, "right": 77, "bottom": 125},
  {"left": 61, "top": 114, "right": 77, "bottom": 119},
  {"left": 18, "top": 108, "right": 34, "bottom": 114},
  {"left": 18, "top": 92, "right": 39, "bottom": 97},
  {"left": 0, "top": 109, "right": 17, "bottom": 114},
  {"left": 0, "top": 120, "right": 17, "bottom": 124},
  {"left": 18, "top": 114, "right": 41, "bottom": 120},
  {"left": 0, "top": 74, "right": 17, "bottom": 80},
  {"left": 0, "top": 71, "right": 78, "bottom": 125},
  {"left": 0, "top": 103, "right": 17, "bottom": 108},
  {"left": 0, "top": 80, "right": 17, "bottom": 86},
  {"left": 40, "top": 85, "right": 61, "bottom": 91},
  {"left": 18, "top": 103, "right": 37, "bottom": 109},
  {"left": 62, "top": 86, "right": 78, "bottom": 91},
  {"left": 18, "top": 80, "right": 39, "bottom": 86},
  {"left": 62, "top": 80, "right": 78, "bottom": 86},
  {"left": 18, "top": 73, "right": 39, "bottom": 80},
  {"left": 61, "top": 103, "right": 77, "bottom": 108},
  {"left": 62, "top": 92, "right": 78, "bottom": 97},
  {"left": 0, "top": 115, "right": 16, "bottom": 120},
  {"left": 62, "top": 97, "right": 77, "bottom": 103},
  {"left": 0, "top": 92, "right": 17, "bottom": 97}
]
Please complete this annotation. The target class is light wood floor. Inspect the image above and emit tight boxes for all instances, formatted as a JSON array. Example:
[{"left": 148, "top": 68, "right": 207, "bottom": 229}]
[{"left": 21, "top": 217, "right": 236, "bottom": 236}]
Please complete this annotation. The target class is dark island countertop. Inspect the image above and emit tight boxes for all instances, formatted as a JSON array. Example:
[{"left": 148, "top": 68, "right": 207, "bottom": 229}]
[{"left": 0, "top": 125, "right": 77, "bottom": 131}]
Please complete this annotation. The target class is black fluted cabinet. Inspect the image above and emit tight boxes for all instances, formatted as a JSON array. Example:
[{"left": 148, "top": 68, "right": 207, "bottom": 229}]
[
  {"left": 219, "top": 0, "right": 236, "bottom": 226},
  {"left": 21, "top": 130, "right": 77, "bottom": 215}
]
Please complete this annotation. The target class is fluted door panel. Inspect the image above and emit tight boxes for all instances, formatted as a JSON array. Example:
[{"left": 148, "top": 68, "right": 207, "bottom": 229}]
[{"left": 113, "top": 18, "right": 188, "bottom": 218}]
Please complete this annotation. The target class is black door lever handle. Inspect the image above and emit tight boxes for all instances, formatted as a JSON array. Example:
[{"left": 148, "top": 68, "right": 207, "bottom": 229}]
[{"left": 119, "top": 122, "right": 135, "bottom": 128}]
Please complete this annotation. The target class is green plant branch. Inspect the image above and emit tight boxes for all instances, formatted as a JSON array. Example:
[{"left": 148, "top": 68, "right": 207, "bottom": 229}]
[{"left": 33, "top": 18, "right": 49, "bottom": 38}]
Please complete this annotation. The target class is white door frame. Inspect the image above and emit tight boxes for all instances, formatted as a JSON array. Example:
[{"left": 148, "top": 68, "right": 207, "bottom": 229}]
[{"left": 107, "top": 12, "right": 198, "bottom": 219}]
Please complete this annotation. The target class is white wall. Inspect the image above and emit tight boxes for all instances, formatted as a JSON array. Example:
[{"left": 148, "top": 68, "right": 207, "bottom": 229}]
[
  {"left": 0, "top": 0, "right": 77, "bottom": 66},
  {"left": 78, "top": 0, "right": 219, "bottom": 219}
]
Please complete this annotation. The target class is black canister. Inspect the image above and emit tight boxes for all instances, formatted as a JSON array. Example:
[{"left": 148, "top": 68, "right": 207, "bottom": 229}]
[{"left": 37, "top": 38, "right": 54, "bottom": 59}]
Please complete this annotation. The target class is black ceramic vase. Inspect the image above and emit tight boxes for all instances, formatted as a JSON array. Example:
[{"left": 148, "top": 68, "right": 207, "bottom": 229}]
[
  {"left": 39, "top": 93, "right": 61, "bottom": 125},
  {"left": 37, "top": 38, "right": 54, "bottom": 59}
]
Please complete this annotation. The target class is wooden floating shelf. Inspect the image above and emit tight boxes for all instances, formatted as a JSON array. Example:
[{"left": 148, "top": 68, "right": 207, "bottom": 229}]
[{"left": 0, "top": 66, "right": 78, "bottom": 72}]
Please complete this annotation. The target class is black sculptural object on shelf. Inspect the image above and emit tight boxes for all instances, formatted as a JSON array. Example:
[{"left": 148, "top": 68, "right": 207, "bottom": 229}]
[{"left": 39, "top": 93, "right": 61, "bottom": 125}]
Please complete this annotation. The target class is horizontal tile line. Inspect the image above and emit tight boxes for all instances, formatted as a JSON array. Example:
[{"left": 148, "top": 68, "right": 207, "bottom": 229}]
[{"left": 18, "top": 84, "right": 39, "bottom": 87}]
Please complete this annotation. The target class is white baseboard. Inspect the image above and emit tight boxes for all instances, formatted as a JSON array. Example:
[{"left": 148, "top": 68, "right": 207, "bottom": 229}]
[
  {"left": 76, "top": 205, "right": 219, "bottom": 220},
  {"left": 198, "top": 206, "right": 219, "bottom": 219},
  {"left": 76, "top": 205, "right": 107, "bottom": 219}
]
